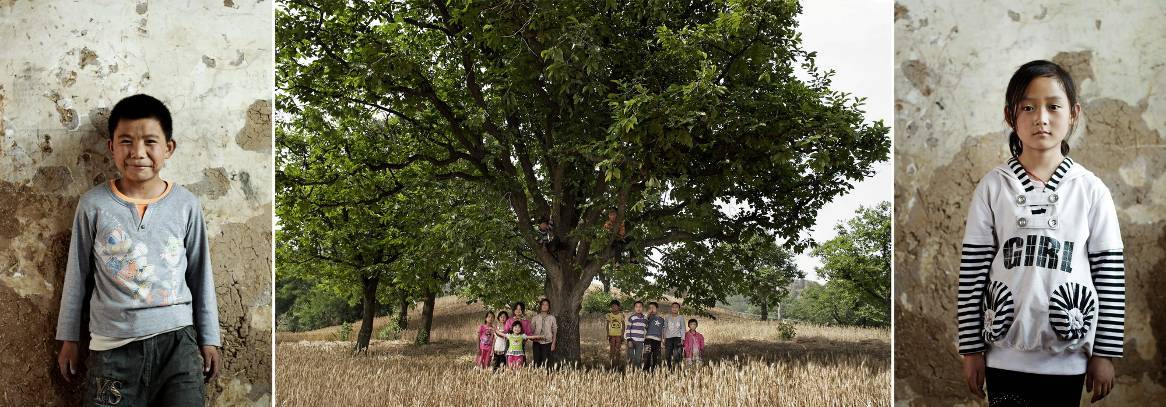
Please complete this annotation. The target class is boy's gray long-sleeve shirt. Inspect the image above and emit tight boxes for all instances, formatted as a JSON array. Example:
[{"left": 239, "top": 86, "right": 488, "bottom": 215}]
[
  {"left": 664, "top": 314, "right": 685, "bottom": 339},
  {"left": 55, "top": 182, "right": 221, "bottom": 346}
]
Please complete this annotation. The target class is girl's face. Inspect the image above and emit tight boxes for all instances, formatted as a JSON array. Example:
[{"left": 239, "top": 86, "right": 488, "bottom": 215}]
[
  {"left": 1009, "top": 76, "right": 1079, "bottom": 156},
  {"left": 511, "top": 324, "right": 522, "bottom": 334},
  {"left": 486, "top": 314, "right": 494, "bottom": 324}
]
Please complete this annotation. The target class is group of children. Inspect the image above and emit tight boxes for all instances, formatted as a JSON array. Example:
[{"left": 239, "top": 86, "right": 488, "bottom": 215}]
[
  {"left": 473, "top": 298, "right": 705, "bottom": 371},
  {"left": 476, "top": 299, "right": 558, "bottom": 370},
  {"left": 609, "top": 300, "right": 704, "bottom": 371}
]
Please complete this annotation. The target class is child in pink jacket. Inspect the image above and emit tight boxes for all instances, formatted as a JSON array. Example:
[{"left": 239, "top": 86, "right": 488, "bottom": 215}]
[
  {"left": 683, "top": 318, "right": 705, "bottom": 367},
  {"left": 475, "top": 312, "right": 497, "bottom": 368}
]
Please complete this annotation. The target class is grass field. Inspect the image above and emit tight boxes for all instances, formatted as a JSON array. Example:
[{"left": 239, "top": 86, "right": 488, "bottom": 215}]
[{"left": 276, "top": 296, "right": 890, "bottom": 406}]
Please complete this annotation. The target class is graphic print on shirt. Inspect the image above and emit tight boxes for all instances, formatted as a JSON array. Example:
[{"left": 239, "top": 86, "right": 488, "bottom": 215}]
[
  {"left": 981, "top": 280, "right": 1015, "bottom": 343},
  {"left": 1048, "top": 281, "right": 1096, "bottom": 342},
  {"left": 95, "top": 221, "right": 183, "bottom": 305}
]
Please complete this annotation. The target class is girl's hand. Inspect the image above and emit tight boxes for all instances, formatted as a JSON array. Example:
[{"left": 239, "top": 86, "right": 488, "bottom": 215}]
[
  {"left": 1086, "top": 356, "right": 1115, "bottom": 402},
  {"left": 962, "top": 353, "right": 986, "bottom": 398}
]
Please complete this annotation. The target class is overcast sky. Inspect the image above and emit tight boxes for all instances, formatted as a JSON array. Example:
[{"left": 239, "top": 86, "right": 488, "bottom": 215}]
[{"left": 793, "top": 0, "right": 893, "bottom": 280}]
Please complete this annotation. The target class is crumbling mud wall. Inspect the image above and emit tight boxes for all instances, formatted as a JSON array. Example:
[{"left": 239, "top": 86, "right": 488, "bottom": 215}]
[
  {"left": 894, "top": 1, "right": 1166, "bottom": 405},
  {"left": 0, "top": 1, "right": 272, "bottom": 405}
]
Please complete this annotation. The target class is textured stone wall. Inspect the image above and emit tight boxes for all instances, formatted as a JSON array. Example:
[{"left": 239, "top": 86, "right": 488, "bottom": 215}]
[
  {"left": 0, "top": 1, "right": 272, "bottom": 405},
  {"left": 894, "top": 1, "right": 1166, "bottom": 405}
]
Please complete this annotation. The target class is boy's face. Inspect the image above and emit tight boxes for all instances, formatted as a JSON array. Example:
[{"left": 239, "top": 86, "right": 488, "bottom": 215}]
[
  {"left": 688, "top": 322, "right": 697, "bottom": 330},
  {"left": 540, "top": 302, "right": 549, "bottom": 313},
  {"left": 634, "top": 303, "right": 643, "bottom": 313},
  {"left": 610, "top": 304, "right": 620, "bottom": 313},
  {"left": 1009, "top": 76, "right": 1078, "bottom": 155},
  {"left": 108, "top": 118, "right": 174, "bottom": 185},
  {"left": 671, "top": 304, "right": 680, "bottom": 314},
  {"left": 648, "top": 304, "right": 657, "bottom": 314}
]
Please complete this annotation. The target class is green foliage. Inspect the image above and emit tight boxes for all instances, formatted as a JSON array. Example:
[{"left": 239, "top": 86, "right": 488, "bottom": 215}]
[
  {"left": 376, "top": 322, "right": 402, "bottom": 341},
  {"left": 415, "top": 328, "right": 430, "bottom": 346},
  {"left": 582, "top": 290, "right": 637, "bottom": 314},
  {"left": 811, "top": 201, "right": 891, "bottom": 327},
  {"left": 777, "top": 320, "right": 796, "bottom": 341},
  {"left": 735, "top": 234, "right": 803, "bottom": 317},
  {"left": 337, "top": 321, "right": 353, "bottom": 341}
]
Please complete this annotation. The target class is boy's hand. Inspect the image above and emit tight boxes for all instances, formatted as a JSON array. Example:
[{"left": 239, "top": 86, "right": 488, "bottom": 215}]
[
  {"left": 201, "top": 345, "right": 221, "bottom": 383},
  {"left": 57, "top": 341, "right": 82, "bottom": 383},
  {"left": 962, "top": 353, "right": 986, "bottom": 399},
  {"left": 1086, "top": 356, "right": 1115, "bottom": 403}
]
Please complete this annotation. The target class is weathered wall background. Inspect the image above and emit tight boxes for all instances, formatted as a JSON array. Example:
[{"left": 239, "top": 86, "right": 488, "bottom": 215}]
[
  {"left": 894, "top": 1, "right": 1166, "bottom": 405},
  {"left": 0, "top": 1, "right": 271, "bottom": 405}
]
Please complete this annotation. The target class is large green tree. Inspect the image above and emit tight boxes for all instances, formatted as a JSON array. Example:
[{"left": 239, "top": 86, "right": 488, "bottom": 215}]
[
  {"left": 811, "top": 201, "right": 891, "bottom": 326},
  {"left": 278, "top": 0, "right": 888, "bottom": 360},
  {"left": 736, "top": 234, "right": 802, "bottom": 320}
]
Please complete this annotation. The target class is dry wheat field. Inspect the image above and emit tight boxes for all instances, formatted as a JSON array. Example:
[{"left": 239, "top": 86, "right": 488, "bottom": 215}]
[{"left": 276, "top": 297, "right": 890, "bottom": 406}]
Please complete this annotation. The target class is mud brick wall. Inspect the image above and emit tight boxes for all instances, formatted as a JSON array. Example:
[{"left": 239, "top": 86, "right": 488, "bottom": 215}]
[
  {"left": 893, "top": 1, "right": 1166, "bottom": 405},
  {"left": 0, "top": 1, "right": 272, "bottom": 405}
]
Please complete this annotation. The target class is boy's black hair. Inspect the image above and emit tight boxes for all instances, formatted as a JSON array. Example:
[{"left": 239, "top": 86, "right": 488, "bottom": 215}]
[
  {"left": 648, "top": 301, "right": 658, "bottom": 308},
  {"left": 671, "top": 302, "right": 680, "bottom": 306},
  {"left": 609, "top": 299, "right": 621, "bottom": 307},
  {"left": 108, "top": 94, "right": 173, "bottom": 141},
  {"left": 1004, "top": 60, "right": 1077, "bottom": 158},
  {"left": 633, "top": 300, "right": 644, "bottom": 306},
  {"left": 688, "top": 319, "right": 698, "bottom": 326}
]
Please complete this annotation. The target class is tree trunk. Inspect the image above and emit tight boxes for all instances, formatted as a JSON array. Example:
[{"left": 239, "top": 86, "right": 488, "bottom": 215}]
[
  {"left": 777, "top": 302, "right": 783, "bottom": 321},
  {"left": 759, "top": 302, "right": 769, "bottom": 321},
  {"left": 417, "top": 289, "right": 436, "bottom": 345},
  {"left": 545, "top": 262, "right": 589, "bottom": 363},
  {"left": 355, "top": 274, "right": 379, "bottom": 353},
  {"left": 599, "top": 272, "right": 611, "bottom": 293},
  {"left": 397, "top": 295, "right": 409, "bottom": 330}
]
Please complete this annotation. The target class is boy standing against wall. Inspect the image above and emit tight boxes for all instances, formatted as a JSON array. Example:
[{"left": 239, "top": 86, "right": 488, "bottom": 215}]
[{"left": 56, "top": 94, "right": 221, "bottom": 406}]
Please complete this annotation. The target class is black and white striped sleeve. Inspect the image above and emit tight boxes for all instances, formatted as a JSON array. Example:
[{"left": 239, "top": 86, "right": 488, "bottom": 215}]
[
  {"left": 1089, "top": 250, "right": 1124, "bottom": 357},
  {"left": 957, "top": 178, "right": 996, "bottom": 355},
  {"left": 957, "top": 244, "right": 994, "bottom": 354},
  {"left": 1086, "top": 182, "right": 1125, "bottom": 358}
]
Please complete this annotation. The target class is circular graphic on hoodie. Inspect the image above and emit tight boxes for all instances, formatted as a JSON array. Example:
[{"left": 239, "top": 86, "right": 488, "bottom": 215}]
[
  {"left": 982, "top": 280, "right": 1015, "bottom": 343},
  {"left": 1049, "top": 282, "right": 1096, "bottom": 341}
]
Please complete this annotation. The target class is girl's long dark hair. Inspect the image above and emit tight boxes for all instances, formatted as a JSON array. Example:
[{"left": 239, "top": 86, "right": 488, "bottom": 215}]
[{"left": 1004, "top": 60, "right": 1078, "bottom": 158}]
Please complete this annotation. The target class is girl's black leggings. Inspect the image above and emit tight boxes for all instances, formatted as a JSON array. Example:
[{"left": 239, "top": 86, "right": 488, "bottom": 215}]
[{"left": 986, "top": 367, "right": 1085, "bottom": 406}]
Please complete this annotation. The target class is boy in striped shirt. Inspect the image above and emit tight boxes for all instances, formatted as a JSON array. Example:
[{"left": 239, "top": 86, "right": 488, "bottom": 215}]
[{"left": 624, "top": 300, "right": 647, "bottom": 370}]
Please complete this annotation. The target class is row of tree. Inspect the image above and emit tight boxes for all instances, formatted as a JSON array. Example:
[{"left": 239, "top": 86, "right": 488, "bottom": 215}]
[{"left": 275, "top": 0, "right": 889, "bottom": 360}]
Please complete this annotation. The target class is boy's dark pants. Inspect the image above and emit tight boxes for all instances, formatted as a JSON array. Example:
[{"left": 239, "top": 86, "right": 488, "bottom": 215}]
[
  {"left": 644, "top": 339, "right": 662, "bottom": 371},
  {"left": 532, "top": 342, "right": 552, "bottom": 367},
  {"left": 986, "top": 367, "right": 1085, "bottom": 406},
  {"left": 664, "top": 337, "right": 683, "bottom": 368},
  {"left": 85, "top": 325, "right": 205, "bottom": 407}
]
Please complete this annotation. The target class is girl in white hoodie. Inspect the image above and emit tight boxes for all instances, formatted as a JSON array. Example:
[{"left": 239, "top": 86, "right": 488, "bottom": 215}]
[{"left": 956, "top": 60, "right": 1125, "bottom": 405}]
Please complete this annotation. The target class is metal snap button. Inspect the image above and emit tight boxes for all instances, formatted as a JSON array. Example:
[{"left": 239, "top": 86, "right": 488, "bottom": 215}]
[
  {"left": 1048, "top": 218, "right": 1058, "bottom": 228},
  {"left": 1017, "top": 218, "right": 1027, "bottom": 227},
  {"left": 1049, "top": 194, "right": 1058, "bottom": 203},
  {"left": 1016, "top": 195, "right": 1026, "bottom": 205},
  {"left": 139, "top": 224, "right": 145, "bottom": 230}
]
